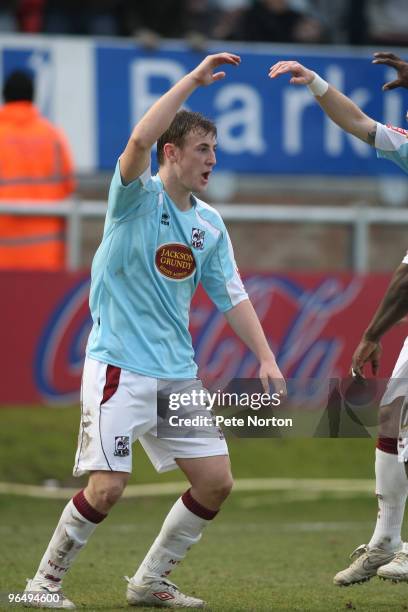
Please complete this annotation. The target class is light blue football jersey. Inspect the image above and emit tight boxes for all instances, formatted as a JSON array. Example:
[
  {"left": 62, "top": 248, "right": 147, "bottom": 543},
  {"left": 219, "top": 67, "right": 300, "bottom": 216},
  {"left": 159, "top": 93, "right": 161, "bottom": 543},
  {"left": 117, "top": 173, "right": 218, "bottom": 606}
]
[
  {"left": 376, "top": 122, "right": 408, "bottom": 173},
  {"left": 86, "top": 161, "right": 248, "bottom": 379}
]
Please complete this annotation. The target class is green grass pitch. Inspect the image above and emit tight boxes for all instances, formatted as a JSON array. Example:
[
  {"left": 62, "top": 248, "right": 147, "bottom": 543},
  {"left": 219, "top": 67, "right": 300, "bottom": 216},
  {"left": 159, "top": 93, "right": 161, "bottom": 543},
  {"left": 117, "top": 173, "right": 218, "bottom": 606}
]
[{"left": 1, "top": 407, "right": 408, "bottom": 610}]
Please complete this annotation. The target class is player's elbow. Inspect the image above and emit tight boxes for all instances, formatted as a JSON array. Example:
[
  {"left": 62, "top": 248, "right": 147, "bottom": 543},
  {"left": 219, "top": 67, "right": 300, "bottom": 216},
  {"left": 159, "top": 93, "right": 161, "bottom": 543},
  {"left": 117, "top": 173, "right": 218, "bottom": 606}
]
[
  {"left": 350, "top": 117, "right": 377, "bottom": 146},
  {"left": 128, "top": 132, "right": 152, "bottom": 153},
  {"left": 394, "top": 265, "right": 408, "bottom": 300}
]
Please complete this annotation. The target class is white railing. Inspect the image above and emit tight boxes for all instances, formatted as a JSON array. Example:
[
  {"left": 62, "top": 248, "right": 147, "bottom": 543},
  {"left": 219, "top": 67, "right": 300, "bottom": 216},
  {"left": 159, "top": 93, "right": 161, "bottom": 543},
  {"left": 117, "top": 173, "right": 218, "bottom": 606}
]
[{"left": 1, "top": 199, "right": 407, "bottom": 272}]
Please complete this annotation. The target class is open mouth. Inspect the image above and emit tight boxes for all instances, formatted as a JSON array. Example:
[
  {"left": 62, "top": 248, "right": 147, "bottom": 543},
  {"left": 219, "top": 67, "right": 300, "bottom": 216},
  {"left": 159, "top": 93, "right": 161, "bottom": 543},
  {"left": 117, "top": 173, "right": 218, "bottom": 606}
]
[{"left": 201, "top": 171, "right": 211, "bottom": 182}]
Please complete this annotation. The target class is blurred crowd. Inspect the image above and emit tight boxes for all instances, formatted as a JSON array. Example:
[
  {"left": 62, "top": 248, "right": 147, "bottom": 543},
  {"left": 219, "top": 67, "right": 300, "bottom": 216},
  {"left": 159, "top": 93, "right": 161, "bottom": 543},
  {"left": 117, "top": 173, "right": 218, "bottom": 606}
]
[{"left": 2, "top": 0, "right": 408, "bottom": 47}]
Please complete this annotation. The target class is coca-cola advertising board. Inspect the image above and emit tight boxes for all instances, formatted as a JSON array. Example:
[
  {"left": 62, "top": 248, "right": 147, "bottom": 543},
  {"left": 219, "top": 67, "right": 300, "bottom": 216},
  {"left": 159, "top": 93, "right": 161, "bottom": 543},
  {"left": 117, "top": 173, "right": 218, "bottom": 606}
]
[{"left": 2, "top": 271, "right": 406, "bottom": 405}]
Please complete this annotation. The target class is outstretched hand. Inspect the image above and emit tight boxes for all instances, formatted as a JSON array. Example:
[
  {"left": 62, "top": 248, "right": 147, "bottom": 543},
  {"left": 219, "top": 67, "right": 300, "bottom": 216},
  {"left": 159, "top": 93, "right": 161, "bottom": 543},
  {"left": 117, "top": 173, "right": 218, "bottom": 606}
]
[
  {"left": 268, "top": 60, "right": 315, "bottom": 85},
  {"left": 190, "top": 53, "right": 241, "bottom": 87},
  {"left": 373, "top": 52, "right": 408, "bottom": 90},
  {"left": 351, "top": 339, "right": 382, "bottom": 378}
]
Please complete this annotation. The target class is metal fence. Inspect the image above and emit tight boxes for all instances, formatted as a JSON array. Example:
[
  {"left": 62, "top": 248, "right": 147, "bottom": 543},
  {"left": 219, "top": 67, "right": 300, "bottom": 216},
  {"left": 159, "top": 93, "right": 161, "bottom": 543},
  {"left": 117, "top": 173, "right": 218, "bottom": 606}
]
[{"left": 1, "top": 199, "right": 407, "bottom": 273}]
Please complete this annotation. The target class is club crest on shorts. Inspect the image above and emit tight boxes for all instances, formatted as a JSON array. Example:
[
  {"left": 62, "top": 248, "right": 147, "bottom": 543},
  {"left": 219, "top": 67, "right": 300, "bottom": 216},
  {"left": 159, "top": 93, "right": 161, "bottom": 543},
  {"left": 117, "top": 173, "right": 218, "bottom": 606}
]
[
  {"left": 114, "top": 436, "right": 130, "bottom": 457},
  {"left": 191, "top": 228, "right": 205, "bottom": 250}
]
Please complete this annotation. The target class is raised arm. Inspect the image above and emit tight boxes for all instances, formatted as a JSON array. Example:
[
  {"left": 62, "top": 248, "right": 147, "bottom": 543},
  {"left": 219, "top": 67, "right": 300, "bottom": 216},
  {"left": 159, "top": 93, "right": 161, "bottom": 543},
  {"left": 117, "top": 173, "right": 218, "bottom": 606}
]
[
  {"left": 269, "top": 60, "right": 377, "bottom": 145},
  {"left": 119, "top": 53, "right": 240, "bottom": 184}
]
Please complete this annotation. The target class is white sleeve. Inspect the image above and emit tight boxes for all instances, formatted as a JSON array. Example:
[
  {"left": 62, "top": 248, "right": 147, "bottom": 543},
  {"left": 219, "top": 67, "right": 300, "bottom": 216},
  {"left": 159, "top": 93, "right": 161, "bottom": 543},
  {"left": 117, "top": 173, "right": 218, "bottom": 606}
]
[
  {"left": 374, "top": 123, "right": 408, "bottom": 174},
  {"left": 375, "top": 122, "right": 408, "bottom": 152},
  {"left": 201, "top": 228, "right": 248, "bottom": 312}
]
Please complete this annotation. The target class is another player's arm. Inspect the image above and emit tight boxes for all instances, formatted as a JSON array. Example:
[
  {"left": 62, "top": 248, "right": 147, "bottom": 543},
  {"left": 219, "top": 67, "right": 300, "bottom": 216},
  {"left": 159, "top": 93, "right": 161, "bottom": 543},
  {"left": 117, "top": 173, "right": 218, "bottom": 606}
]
[
  {"left": 352, "top": 263, "right": 408, "bottom": 376},
  {"left": 372, "top": 52, "right": 408, "bottom": 90},
  {"left": 120, "top": 52, "right": 241, "bottom": 184},
  {"left": 268, "top": 60, "right": 377, "bottom": 145},
  {"left": 315, "top": 87, "right": 377, "bottom": 145},
  {"left": 224, "top": 299, "right": 286, "bottom": 395}
]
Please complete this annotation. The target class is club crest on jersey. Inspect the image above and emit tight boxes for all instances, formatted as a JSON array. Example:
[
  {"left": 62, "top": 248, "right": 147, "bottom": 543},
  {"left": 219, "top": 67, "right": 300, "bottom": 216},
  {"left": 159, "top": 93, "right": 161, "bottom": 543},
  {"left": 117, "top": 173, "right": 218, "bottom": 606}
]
[
  {"left": 161, "top": 212, "right": 170, "bottom": 226},
  {"left": 114, "top": 436, "right": 130, "bottom": 457},
  {"left": 191, "top": 227, "right": 205, "bottom": 250},
  {"left": 155, "top": 243, "right": 196, "bottom": 281}
]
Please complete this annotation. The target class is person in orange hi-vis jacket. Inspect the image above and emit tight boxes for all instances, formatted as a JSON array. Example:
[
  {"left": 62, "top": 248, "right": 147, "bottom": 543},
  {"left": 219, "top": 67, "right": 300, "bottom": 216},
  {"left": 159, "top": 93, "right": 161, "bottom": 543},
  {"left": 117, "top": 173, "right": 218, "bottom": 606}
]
[{"left": 0, "top": 70, "right": 75, "bottom": 270}]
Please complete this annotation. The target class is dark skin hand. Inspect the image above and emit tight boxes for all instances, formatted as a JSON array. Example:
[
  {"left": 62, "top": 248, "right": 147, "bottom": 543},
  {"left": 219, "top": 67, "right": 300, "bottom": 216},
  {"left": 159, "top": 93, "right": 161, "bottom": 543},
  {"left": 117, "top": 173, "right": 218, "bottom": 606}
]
[
  {"left": 372, "top": 52, "right": 408, "bottom": 90},
  {"left": 351, "top": 339, "right": 382, "bottom": 378}
]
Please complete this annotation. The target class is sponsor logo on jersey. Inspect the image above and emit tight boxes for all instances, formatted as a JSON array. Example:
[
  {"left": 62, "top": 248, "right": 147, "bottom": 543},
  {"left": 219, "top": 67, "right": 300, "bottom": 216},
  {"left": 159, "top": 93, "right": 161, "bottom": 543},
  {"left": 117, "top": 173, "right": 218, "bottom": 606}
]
[
  {"left": 191, "top": 227, "right": 205, "bottom": 249},
  {"left": 386, "top": 123, "right": 408, "bottom": 137},
  {"left": 114, "top": 436, "right": 130, "bottom": 456},
  {"left": 155, "top": 243, "right": 196, "bottom": 280},
  {"left": 161, "top": 212, "right": 170, "bottom": 226}
]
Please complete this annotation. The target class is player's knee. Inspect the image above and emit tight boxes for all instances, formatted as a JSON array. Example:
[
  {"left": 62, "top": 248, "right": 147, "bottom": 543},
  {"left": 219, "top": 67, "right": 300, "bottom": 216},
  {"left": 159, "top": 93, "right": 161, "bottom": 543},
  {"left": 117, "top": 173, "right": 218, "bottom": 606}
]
[
  {"left": 87, "top": 474, "right": 127, "bottom": 512},
  {"left": 100, "top": 482, "right": 125, "bottom": 508},
  {"left": 96, "top": 483, "right": 124, "bottom": 511},
  {"left": 217, "top": 475, "right": 234, "bottom": 501},
  {"left": 206, "top": 473, "right": 234, "bottom": 503}
]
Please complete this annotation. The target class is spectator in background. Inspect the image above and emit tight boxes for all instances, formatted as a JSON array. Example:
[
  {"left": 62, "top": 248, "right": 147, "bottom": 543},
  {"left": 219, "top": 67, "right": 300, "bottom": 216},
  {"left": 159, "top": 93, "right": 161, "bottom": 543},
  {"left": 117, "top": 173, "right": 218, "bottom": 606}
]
[
  {"left": 184, "top": 0, "right": 219, "bottom": 48},
  {"left": 0, "top": 70, "right": 75, "bottom": 270},
  {"left": 292, "top": 0, "right": 348, "bottom": 43},
  {"left": 342, "top": 0, "right": 408, "bottom": 47},
  {"left": 0, "top": 0, "right": 18, "bottom": 32},
  {"left": 43, "top": 0, "right": 121, "bottom": 36},
  {"left": 367, "top": 0, "right": 408, "bottom": 47},
  {"left": 17, "top": 0, "right": 45, "bottom": 33},
  {"left": 120, "top": 0, "right": 222, "bottom": 50},
  {"left": 118, "top": 0, "right": 185, "bottom": 40},
  {"left": 211, "top": 0, "right": 251, "bottom": 41},
  {"left": 231, "top": 0, "right": 323, "bottom": 44}
]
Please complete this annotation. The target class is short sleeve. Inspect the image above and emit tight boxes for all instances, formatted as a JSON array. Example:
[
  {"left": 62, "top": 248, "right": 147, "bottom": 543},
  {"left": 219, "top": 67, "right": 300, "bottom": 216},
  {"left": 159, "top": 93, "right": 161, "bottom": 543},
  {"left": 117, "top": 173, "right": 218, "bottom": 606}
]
[
  {"left": 375, "top": 122, "right": 408, "bottom": 173},
  {"left": 201, "top": 227, "right": 248, "bottom": 312},
  {"left": 107, "top": 159, "right": 153, "bottom": 221}
]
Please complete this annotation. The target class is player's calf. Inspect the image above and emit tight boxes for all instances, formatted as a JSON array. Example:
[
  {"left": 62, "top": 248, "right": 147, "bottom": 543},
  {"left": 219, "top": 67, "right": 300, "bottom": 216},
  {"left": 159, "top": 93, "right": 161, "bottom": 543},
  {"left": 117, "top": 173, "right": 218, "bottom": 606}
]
[
  {"left": 177, "top": 455, "right": 233, "bottom": 510},
  {"left": 85, "top": 470, "right": 129, "bottom": 513}
]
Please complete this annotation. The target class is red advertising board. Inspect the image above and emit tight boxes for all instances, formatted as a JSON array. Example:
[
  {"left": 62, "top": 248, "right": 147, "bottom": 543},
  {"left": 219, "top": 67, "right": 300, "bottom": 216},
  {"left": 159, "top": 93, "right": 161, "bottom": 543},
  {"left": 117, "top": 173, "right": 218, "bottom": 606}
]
[{"left": 2, "top": 271, "right": 406, "bottom": 405}]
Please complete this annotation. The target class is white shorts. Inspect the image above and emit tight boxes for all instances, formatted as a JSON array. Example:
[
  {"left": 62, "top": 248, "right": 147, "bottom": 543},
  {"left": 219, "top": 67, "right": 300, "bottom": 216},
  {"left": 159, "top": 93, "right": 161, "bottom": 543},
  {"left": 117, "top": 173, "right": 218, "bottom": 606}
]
[
  {"left": 73, "top": 357, "right": 228, "bottom": 476},
  {"left": 380, "top": 337, "right": 408, "bottom": 462},
  {"left": 381, "top": 337, "right": 408, "bottom": 407}
]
